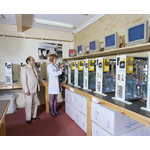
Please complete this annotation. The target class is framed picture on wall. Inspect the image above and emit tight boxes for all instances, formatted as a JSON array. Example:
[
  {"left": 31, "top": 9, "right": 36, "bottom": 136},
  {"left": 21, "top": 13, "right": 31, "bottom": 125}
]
[
  {"left": 38, "top": 42, "right": 62, "bottom": 60},
  {"left": 69, "top": 49, "right": 76, "bottom": 57}
]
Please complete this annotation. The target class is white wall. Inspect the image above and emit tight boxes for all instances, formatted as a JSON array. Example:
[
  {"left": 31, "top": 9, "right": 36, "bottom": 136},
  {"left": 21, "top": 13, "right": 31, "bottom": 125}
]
[{"left": 0, "top": 25, "right": 74, "bottom": 108}]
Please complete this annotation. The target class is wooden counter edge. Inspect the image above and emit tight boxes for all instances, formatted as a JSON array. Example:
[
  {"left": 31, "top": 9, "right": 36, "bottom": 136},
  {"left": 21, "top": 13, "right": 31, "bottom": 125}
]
[
  {"left": 62, "top": 84, "right": 150, "bottom": 127},
  {"left": 0, "top": 84, "right": 22, "bottom": 90},
  {"left": 0, "top": 100, "right": 10, "bottom": 136},
  {"left": 0, "top": 82, "right": 48, "bottom": 90},
  {"left": 0, "top": 100, "right": 10, "bottom": 126}
]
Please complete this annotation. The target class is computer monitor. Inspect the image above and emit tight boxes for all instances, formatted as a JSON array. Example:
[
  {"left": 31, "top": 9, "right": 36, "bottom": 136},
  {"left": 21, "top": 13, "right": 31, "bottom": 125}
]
[
  {"left": 104, "top": 32, "right": 121, "bottom": 50},
  {"left": 77, "top": 44, "right": 86, "bottom": 56},
  {"left": 127, "top": 20, "right": 149, "bottom": 46},
  {"left": 89, "top": 39, "right": 101, "bottom": 53}
]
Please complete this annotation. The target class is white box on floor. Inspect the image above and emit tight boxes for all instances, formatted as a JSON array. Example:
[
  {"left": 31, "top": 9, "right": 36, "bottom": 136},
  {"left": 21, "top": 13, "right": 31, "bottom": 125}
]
[
  {"left": 65, "top": 101, "right": 69, "bottom": 115},
  {"left": 65, "top": 101, "right": 71, "bottom": 118},
  {"left": 73, "top": 93, "right": 87, "bottom": 115},
  {"left": 92, "top": 121, "right": 111, "bottom": 136},
  {"left": 74, "top": 107, "right": 87, "bottom": 133},
  {"left": 100, "top": 105, "right": 144, "bottom": 136},
  {"left": 120, "top": 126, "right": 150, "bottom": 136},
  {"left": 65, "top": 101, "right": 74, "bottom": 120},
  {"left": 79, "top": 111, "right": 87, "bottom": 133},
  {"left": 69, "top": 104, "right": 74, "bottom": 120},
  {"left": 73, "top": 92, "right": 79, "bottom": 109},
  {"left": 65, "top": 88, "right": 69, "bottom": 102},
  {"left": 68, "top": 90, "right": 74, "bottom": 105},
  {"left": 91, "top": 101, "right": 102, "bottom": 126},
  {"left": 0, "top": 92, "right": 17, "bottom": 114},
  {"left": 78, "top": 94, "right": 87, "bottom": 115},
  {"left": 74, "top": 107, "right": 80, "bottom": 126},
  {"left": 67, "top": 90, "right": 71, "bottom": 104}
]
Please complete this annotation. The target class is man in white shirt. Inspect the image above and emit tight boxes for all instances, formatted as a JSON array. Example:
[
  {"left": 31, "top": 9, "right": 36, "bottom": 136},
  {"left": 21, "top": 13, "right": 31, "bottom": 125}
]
[{"left": 20, "top": 56, "right": 43, "bottom": 124}]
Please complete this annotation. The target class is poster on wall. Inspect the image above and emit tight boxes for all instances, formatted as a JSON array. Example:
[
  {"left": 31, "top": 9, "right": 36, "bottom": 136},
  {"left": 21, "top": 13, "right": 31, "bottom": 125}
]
[
  {"left": 69, "top": 49, "right": 76, "bottom": 57},
  {"left": 38, "top": 42, "right": 62, "bottom": 60}
]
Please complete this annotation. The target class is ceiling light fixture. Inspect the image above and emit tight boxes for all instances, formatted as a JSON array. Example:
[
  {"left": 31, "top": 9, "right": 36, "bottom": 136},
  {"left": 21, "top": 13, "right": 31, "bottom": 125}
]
[{"left": 34, "top": 19, "right": 75, "bottom": 29}]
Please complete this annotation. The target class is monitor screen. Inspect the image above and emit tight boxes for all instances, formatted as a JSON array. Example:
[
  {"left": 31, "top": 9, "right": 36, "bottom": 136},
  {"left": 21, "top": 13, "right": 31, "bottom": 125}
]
[
  {"left": 90, "top": 41, "right": 96, "bottom": 50},
  {"left": 78, "top": 45, "right": 82, "bottom": 54},
  {"left": 105, "top": 34, "right": 115, "bottom": 47},
  {"left": 128, "top": 24, "right": 144, "bottom": 42}
]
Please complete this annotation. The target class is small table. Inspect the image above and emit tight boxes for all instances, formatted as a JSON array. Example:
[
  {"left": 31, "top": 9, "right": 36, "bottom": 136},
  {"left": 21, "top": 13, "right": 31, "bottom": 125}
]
[
  {"left": 0, "top": 100, "right": 10, "bottom": 136},
  {"left": 0, "top": 82, "right": 49, "bottom": 113}
]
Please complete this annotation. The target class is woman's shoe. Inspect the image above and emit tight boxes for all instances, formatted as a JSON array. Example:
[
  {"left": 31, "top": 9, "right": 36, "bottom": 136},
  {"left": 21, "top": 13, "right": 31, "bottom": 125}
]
[
  {"left": 55, "top": 112, "right": 61, "bottom": 115},
  {"left": 51, "top": 113, "right": 57, "bottom": 118}
]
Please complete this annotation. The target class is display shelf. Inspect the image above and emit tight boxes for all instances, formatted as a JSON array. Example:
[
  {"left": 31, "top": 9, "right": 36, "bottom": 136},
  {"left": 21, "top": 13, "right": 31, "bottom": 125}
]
[
  {"left": 62, "top": 43, "right": 150, "bottom": 136},
  {"left": 63, "top": 43, "right": 150, "bottom": 60}
]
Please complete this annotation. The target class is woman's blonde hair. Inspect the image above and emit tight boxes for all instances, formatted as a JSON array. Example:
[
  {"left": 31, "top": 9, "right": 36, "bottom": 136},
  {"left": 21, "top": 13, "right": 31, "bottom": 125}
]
[{"left": 49, "top": 54, "right": 58, "bottom": 62}]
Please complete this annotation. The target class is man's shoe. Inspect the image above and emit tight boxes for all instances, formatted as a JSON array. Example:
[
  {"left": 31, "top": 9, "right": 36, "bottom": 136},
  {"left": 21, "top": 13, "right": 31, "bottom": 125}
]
[
  {"left": 27, "top": 120, "right": 32, "bottom": 124},
  {"left": 31, "top": 117, "right": 40, "bottom": 120}
]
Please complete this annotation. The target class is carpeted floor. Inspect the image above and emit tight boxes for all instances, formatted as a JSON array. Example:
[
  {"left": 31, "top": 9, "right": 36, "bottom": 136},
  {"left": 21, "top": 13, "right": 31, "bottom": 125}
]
[{"left": 5, "top": 102, "right": 87, "bottom": 136}]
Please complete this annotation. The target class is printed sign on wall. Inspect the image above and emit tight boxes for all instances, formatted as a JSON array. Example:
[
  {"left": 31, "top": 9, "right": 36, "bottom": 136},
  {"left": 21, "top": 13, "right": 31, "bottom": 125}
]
[{"left": 38, "top": 42, "right": 62, "bottom": 60}]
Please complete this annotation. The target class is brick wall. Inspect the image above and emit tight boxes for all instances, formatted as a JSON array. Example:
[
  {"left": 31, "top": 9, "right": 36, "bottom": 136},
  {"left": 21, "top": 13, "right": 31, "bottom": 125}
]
[{"left": 74, "top": 14, "right": 150, "bottom": 50}]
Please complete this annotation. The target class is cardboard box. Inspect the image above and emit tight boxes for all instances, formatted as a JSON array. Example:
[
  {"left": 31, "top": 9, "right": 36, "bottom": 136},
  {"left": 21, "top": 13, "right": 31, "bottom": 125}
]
[
  {"left": 70, "top": 105, "right": 74, "bottom": 120},
  {"left": 92, "top": 121, "right": 150, "bottom": 136},
  {"left": 65, "top": 101, "right": 74, "bottom": 120},
  {"left": 100, "top": 105, "right": 144, "bottom": 135},
  {"left": 65, "top": 101, "right": 69, "bottom": 115},
  {"left": 120, "top": 126, "right": 150, "bottom": 136},
  {"left": 78, "top": 94, "right": 87, "bottom": 115},
  {"left": 79, "top": 111, "right": 87, "bottom": 133},
  {"left": 66, "top": 101, "right": 74, "bottom": 120},
  {"left": 0, "top": 92, "right": 17, "bottom": 114},
  {"left": 65, "top": 88, "right": 69, "bottom": 102},
  {"left": 91, "top": 101, "right": 143, "bottom": 135},
  {"left": 65, "top": 89, "right": 73, "bottom": 105},
  {"left": 73, "top": 93, "right": 87, "bottom": 115},
  {"left": 65, "top": 89, "right": 69, "bottom": 102},
  {"left": 91, "top": 101, "right": 102, "bottom": 126},
  {"left": 74, "top": 107, "right": 87, "bottom": 133},
  {"left": 68, "top": 90, "right": 74, "bottom": 105},
  {"left": 92, "top": 121, "right": 111, "bottom": 136},
  {"left": 72, "top": 92, "right": 79, "bottom": 108},
  {"left": 74, "top": 107, "right": 80, "bottom": 126}
]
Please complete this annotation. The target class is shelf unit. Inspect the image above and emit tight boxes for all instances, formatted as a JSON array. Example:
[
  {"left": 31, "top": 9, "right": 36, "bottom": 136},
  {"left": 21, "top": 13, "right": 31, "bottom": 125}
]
[
  {"left": 62, "top": 43, "right": 150, "bottom": 136},
  {"left": 63, "top": 43, "right": 150, "bottom": 60}
]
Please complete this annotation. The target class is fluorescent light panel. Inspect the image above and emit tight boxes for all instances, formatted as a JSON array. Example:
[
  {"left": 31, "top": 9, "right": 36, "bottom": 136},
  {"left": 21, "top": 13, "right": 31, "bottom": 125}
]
[{"left": 34, "top": 19, "right": 75, "bottom": 29}]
